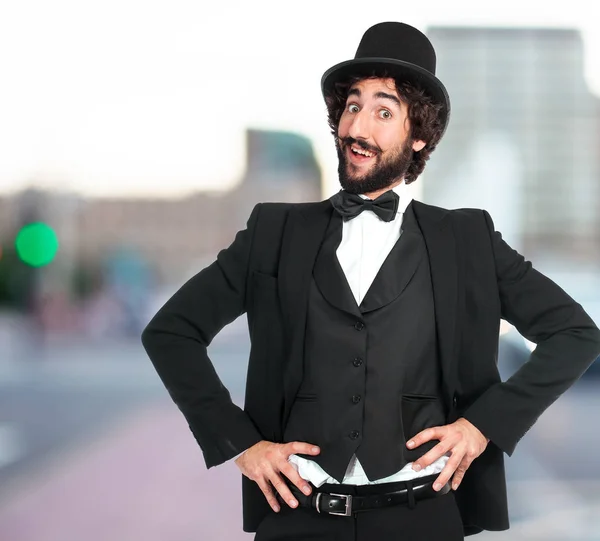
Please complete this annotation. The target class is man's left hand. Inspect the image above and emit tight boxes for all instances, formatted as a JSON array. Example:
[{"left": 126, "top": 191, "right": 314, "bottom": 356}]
[{"left": 406, "top": 417, "right": 490, "bottom": 491}]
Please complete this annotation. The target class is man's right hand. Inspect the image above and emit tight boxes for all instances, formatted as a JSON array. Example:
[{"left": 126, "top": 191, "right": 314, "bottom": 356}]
[{"left": 234, "top": 440, "right": 320, "bottom": 512}]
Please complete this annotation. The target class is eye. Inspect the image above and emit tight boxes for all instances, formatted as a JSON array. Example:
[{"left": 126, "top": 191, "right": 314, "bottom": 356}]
[
  {"left": 347, "top": 104, "right": 359, "bottom": 113},
  {"left": 379, "top": 109, "right": 392, "bottom": 120}
]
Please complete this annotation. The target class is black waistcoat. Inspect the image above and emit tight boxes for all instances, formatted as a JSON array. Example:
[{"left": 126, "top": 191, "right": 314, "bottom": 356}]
[{"left": 283, "top": 202, "right": 447, "bottom": 483}]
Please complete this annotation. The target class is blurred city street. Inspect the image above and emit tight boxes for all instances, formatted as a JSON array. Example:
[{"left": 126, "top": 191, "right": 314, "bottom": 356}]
[
  {"left": 0, "top": 316, "right": 253, "bottom": 541},
  {"left": 1, "top": 315, "right": 600, "bottom": 541}
]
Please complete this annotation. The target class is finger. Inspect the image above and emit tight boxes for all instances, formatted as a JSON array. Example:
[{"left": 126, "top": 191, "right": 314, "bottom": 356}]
[
  {"left": 284, "top": 441, "right": 320, "bottom": 457},
  {"left": 268, "top": 471, "right": 299, "bottom": 509},
  {"left": 279, "top": 461, "right": 313, "bottom": 495},
  {"left": 451, "top": 459, "right": 471, "bottom": 490},
  {"left": 256, "top": 477, "right": 281, "bottom": 513},
  {"left": 407, "top": 426, "right": 443, "bottom": 449},
  {"left": 411, "top": 440, "right": 450, "bottom": 472},
  {"left": 432, "top": 450, "right": 465, "bottom": 491}
]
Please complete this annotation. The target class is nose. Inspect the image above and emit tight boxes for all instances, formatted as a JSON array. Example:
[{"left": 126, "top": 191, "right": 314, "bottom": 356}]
[{"left": 347, "top": 108, "right": 370, "bottom": 141}]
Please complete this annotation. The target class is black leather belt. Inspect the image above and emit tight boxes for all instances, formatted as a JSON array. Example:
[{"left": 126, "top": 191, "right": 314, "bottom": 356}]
[{"left": 284, "top": 476, "right": 451, "bottom": 516}]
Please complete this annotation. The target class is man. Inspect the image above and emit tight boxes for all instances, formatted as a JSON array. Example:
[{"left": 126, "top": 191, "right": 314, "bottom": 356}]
[{"left": 141, "top": 22, "right": 600, "bottom": 539}]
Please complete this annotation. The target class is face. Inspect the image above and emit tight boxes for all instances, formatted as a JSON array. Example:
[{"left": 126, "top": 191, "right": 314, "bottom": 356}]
[{"left": 336, "top": 77, "right": 425, "bottom": 194}]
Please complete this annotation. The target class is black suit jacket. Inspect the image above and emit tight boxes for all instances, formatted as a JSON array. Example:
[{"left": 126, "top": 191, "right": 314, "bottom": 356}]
[{"left": 141, "top": 199, "right": 600, "bottom": 536}]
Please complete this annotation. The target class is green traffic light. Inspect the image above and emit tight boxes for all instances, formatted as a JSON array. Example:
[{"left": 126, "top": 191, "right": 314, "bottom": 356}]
[{"left": 15, "top": 222, "right": 59, "bottom": 267}]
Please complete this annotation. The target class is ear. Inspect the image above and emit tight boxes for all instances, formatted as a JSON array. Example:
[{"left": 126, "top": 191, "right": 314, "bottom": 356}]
[{"left": 412, "top": 139, "right": 426, "bottom": 152}]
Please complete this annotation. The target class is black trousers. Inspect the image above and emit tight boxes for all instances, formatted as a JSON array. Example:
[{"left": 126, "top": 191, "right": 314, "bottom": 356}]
[{"left": 254, "top": 481, "right": 465, "bottom": 541}]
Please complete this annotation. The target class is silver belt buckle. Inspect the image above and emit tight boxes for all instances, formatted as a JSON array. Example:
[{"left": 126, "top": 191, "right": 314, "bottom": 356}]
[{"left": 316, "top": 492, "right": 353, "bottom": 516}]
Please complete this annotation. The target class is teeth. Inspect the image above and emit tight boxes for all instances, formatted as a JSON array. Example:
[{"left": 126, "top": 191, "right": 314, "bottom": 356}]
[{"left": 351, "top": 146, "right": 374, "bottom": 157}]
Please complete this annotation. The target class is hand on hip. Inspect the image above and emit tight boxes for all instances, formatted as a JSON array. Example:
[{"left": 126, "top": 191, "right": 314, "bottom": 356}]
[{"left": 235, "top": 440, "right": 320, "bottom": 512}]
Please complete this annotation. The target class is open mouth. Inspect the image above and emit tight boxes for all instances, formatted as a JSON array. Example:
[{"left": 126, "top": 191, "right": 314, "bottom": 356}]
[{"left": 347, "top": 144, "right": 377, "bottom": 164}]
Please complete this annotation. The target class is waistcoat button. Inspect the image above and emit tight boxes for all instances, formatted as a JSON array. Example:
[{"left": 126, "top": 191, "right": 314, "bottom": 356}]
[
  {"left": 353, "top": 357, "right": 363, "bottom": 367},
  {"left": 354, "top": 321, "right": 365, "bottom": 331},
  {"left": 349, "top": 430, "right": 360, "bottom": 440},
  {"left": 352, "top": 395, "right": 361, "bottom": 404}
]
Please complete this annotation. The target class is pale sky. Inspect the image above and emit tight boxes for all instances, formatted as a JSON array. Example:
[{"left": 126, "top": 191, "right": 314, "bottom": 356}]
[{"left": 0, "top": 0, "right": 598, "bottom": 198}]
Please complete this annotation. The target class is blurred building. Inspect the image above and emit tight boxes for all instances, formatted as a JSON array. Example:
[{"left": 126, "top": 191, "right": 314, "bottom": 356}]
[
  {"left": 425, "top": 26, "right": 600, "bottom": 264},
  {"left": 0, "top": 128, "right": 322, "bottom": 292},
  {"left": 0, "top": 195, "right": 17, "bottom": 238},
  {"left": 233, "top": 128, "right": 323, "bottom": 223},
  {"left": 77, "top": 128, "right": 321, "bottom": 283}
]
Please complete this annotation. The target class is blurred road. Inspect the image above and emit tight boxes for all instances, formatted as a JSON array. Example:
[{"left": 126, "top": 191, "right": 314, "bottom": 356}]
[{"left": 0, "top": 317, "right": 599, "bottom": 541}]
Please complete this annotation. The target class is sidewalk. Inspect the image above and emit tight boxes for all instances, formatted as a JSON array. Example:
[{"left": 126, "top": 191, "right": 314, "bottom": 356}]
[{"left": 0, "top": 403, "right": 253, "bottom": 541}]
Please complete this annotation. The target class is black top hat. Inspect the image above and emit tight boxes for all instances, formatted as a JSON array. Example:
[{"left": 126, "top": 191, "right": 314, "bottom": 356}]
[{"left": 321, "top": 22, "right": 450, "bottom": 136}]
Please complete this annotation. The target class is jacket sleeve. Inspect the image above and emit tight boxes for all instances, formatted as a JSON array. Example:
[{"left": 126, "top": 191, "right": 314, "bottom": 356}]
[
  {"left": 462, "top": 210, "right": 600, "bottom": 456},
  {"left": 141, "top": 204, "right": 264, "bottom": 468}
]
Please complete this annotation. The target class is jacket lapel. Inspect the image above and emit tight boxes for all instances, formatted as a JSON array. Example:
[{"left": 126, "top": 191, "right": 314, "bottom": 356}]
[
  {"left": 278, "top": 200, "right": 332, "bottom": 426},
  {"left": 412, "top": 200, "right": 461, "bottom": 410},
  {"left": 313, "top": 211, "right": 362, "bottom": 318},
  {"left": 359, "top": 202, "right": 424, "bottom": 314}
]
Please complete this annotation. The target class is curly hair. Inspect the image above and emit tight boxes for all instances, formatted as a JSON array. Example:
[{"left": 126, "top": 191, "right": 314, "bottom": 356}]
[{"left": 324, "top": 72, "right": 444, "bottom": 184}]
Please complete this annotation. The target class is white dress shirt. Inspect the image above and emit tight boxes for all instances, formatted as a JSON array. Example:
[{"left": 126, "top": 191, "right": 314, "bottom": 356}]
[{"left": 287, "top": 181, "right": 449, "bottom": 487}]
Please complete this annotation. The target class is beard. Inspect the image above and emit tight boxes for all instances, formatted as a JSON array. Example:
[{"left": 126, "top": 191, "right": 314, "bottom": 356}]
[{"left": 336, "top": 136, "right": 414, "bottom": 194}]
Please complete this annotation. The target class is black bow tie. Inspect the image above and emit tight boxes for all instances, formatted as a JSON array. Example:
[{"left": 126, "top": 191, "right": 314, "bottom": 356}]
[{"left": 330, "top": 189, "right": 400, "bottom": 222}]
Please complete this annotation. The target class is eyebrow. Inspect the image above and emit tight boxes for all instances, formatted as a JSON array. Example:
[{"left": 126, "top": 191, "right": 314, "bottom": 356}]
[{"left": 347, "top": 87, "right": 402, "bottom": 108}]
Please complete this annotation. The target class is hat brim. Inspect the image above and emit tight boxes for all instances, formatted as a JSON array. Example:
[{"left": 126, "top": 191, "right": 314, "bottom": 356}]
[{"left": 321, "top": 58, "right": 450, "bottom": 137}]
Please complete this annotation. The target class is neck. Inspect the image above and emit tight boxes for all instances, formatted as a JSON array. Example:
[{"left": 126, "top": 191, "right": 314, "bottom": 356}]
[{"left": 362, "top": 179, "right": 404, "bottom": 200}]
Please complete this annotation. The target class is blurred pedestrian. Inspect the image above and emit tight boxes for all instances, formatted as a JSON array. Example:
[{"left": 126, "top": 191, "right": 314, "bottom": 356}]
[{"left": 141, "top": 22, "right": 600, "bottom": 540}]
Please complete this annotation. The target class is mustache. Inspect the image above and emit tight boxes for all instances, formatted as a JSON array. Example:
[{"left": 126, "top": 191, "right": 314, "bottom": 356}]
[{"left": 339, "top": 136, "right": 380, "bottom": 155}]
